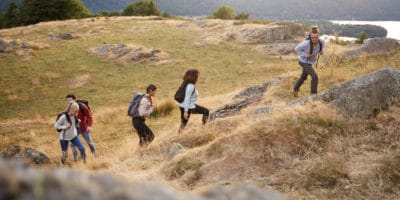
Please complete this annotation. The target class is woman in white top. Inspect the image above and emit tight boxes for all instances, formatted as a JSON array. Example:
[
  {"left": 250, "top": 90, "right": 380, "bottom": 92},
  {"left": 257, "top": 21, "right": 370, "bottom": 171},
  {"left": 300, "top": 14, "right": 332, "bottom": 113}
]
[
  {"left": 179, "top": 69, "right": 209, "bottom": 131},
  {"left": 132, "top": 84, "right": 157, "bottom": 147},
  {"left": 54, "top": 102, "right": 86, "bottom": 164}
]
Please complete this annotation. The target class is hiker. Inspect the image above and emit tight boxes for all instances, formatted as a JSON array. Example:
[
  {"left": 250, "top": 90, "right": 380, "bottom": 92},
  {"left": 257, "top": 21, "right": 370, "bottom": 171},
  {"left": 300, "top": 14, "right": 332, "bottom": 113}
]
[
  {"left": 66, "top": 94, "right": 96, "bottom": 160},
  {"left": 54, "top": 102, "right": 86, "bottom": 164},
  {"left": 293, "top": 26, "right": 325, "bottom": 97},
  {"left": 132, "top": 84, "right": 157, "bottom": 147},
  {"left": 179, "top": 69, "right": 209, "bottom": 131}
]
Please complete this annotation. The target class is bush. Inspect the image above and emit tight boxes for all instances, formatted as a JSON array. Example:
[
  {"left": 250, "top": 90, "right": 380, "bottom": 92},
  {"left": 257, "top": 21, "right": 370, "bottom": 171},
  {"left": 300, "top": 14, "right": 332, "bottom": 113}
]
[
  {"left": 212, "top": 5, "right": 235, "bottom": 19},
  {"left": 170, "top": 157, "right": 203, "bottom": 179},
  {"left": 305, "top": 157, "right": 349, "bottom": 188},
  {"left": 151, "top": 100, "right": 175, "bottom": 118},
  {"left": 235, "top": 12, "right": 250, "bottom": 20},
  {"left": 356, "top": 32, "right": 368, "bottom": 44},
  {"left": 122, "top": 0, "right": 160, "bottom": 16}
]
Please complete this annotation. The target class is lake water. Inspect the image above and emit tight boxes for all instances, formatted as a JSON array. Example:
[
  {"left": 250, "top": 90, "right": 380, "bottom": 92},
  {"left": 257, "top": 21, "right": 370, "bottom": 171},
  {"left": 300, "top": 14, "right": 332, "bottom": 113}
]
[{"left": 331, "top": 20, "right": 400, "bottom": 40}]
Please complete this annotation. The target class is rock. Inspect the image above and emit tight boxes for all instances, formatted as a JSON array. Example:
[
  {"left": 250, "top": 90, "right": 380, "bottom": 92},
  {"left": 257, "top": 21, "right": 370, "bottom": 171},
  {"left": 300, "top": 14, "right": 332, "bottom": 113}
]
[
  {"left": 56, "top": 33, "right": 74, "bottom": 40},
  {"left": 289, "top": 67, "right": 400, "bottom": 119},
  {"left": 237, "top": 22, "right": 304, "bottom": 43},
  {"left": 0, "top": 159, "right": 291, "bottom": 200},
  {"left": 0, "top": 146, "right": 50, "bottom": 165},
  {"left": 0, "top": 39, "right": 7, "bottom": 52},
  {"left": 345, "top": 38, "right": 400, "bottom": 57},
  {"left": 211, "top": 78, "right": 282, "bottom": 121},
  {"left": 254, "top": 106, "right": 273, "bottom": 115},
  {"left": 168, "top": 143, "right": 187, "bottom": 159}
]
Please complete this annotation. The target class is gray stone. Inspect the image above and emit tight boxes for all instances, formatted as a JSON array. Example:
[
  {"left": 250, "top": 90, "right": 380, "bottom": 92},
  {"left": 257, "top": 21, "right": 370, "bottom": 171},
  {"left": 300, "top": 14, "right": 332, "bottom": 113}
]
[
  {"left": 0, "top": 159, "right": 291, "bottom": 200},
  {"left": 345, "top": 38, "right": 400, "bottom": 57},
  {"left": 0, "top": 39, "right": 7, "bottom": 52},
  {"left": 0, "top": 146, "right": 50, "bottom": 165},
  {"left": 289, "top": 67, "right": 400, "bottom": 119},
  {"left": 168, "top": 143, "right": 187, "bottom": 159}
]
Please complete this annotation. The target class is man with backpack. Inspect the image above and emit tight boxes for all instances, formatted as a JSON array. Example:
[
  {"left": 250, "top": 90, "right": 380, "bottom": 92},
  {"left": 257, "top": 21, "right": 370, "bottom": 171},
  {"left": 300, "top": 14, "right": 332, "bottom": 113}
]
[
  {"left": 66, "top": 94, "right": 96, "bottom": 160},
  {"left": 293, "top": 26, "right": 325, "bottom": 97}
]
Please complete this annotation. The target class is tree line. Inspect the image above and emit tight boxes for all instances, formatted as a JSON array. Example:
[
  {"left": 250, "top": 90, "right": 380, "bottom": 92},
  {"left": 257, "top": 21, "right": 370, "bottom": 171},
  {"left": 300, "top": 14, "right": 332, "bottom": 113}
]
[
  {"left": 0, "top": 0, "right": 251, "bottom": 29},
  {"left": 0, "top": 0, "right": 163, "bottom": 29}
]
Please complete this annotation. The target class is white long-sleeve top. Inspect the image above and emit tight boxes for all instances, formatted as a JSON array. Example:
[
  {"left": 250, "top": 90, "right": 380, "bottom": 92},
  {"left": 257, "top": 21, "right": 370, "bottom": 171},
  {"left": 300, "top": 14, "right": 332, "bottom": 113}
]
[
  {"left": 179, "top": 83, "right": 198, "bottom": 112},
  {"left": 54, "top": 114, "right": 78, "bottom": 140},
  {"left": 295, "top": 39, "right": 325, "bottom": 65},
  {"left": 138, "top": 94, "right": 153, "bottom": 117}
]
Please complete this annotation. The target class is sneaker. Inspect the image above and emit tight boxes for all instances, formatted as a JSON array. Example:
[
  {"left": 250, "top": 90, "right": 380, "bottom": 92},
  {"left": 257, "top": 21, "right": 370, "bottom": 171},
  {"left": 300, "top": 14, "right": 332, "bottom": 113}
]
[{"left": 293, "top": 90, "right": 299, "bottom": 98}]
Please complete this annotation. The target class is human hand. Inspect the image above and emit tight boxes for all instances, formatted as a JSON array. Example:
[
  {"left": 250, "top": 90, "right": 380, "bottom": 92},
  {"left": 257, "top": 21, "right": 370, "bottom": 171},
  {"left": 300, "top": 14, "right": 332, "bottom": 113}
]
[{"left": 184, "top": 112, "right": 189, "bottom": 119}]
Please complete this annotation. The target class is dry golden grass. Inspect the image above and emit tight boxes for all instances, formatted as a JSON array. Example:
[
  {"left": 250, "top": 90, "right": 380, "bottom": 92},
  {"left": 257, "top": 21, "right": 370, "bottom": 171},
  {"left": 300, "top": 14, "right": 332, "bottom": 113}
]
[{"left": 1, "top": 16, "right": 400, "bottom": 199}]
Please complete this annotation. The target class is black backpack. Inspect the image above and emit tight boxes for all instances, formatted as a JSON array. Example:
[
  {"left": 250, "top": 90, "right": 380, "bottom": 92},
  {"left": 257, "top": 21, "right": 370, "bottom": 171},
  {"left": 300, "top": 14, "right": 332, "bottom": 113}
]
[
  {"left": 174, "top": 82, "right": 195, "bottom": 103},
  {"left": 55, "top": 112, "right": 72, "bottom": 132},
  {"left": 127, "top": 93, "right": 145, "bottom": 117},
  {"left": 174, "top": 82, "right": 188, "bottom": 103},
  {"left": 76, "top": 99, "right": 91, "bottom": 114}
]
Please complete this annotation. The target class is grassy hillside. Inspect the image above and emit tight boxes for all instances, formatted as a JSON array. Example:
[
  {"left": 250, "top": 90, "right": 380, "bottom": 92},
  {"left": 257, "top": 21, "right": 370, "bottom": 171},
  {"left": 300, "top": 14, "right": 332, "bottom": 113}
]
[{"left": 1, "top": 16, "right": 399, "bottom": 199}]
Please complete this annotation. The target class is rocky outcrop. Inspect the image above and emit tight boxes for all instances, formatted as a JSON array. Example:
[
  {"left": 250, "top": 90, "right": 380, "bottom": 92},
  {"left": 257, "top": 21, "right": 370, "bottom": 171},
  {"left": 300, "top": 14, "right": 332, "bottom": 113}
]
[
  {"left": 236, "top": 22, "right": 304, "bottom": 43},
  {"left": 345, "top": 38, "right": 400, "bottom": 57},
  {"left": 0, "top": 159, "right": 292, "bottom": 200},
  {"left": 0, "top": 146, "right": 50, "bottom": 165},
  {"left": 210, "top": 78, "right": 282, "bottom": 121},
  {"left": 0, "top": 39, "right": 7, "bottom": 52},
  {"left": 289, "top": 67, "right": 400, "bottom": 119},
  {"left": 91, "top": 44, "right": 169, "bottom": 64}
]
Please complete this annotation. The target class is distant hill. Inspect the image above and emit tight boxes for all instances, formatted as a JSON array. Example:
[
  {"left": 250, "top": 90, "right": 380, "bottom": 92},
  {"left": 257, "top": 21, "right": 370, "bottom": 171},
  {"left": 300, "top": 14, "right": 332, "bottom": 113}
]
[{"left": 1, "top": 0, "right": 400, "bottom": 20}]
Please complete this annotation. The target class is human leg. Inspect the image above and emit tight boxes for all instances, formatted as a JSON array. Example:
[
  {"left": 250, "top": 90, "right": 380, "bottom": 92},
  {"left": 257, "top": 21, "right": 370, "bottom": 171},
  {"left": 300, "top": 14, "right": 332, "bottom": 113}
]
[
  {"left": 133, "top": 117, "right": 148, "bottom": 147},
  {"left": 71, "top": 136, "right": 86, "bottom": 162},
  {"left": 60, "top": 140, "right": 69, "bottom": 164},
  {"left": 81, "top": 130, "right": 96, "bottom": 155},
  {"left": 191, "top": 104, "right": 209, "bottom": 124},
  {"left": 179, "top": 107, "right": 190, "bottom": 130},
  {"left": 293, "top": 62, "right": 310, "bottom": 93}
]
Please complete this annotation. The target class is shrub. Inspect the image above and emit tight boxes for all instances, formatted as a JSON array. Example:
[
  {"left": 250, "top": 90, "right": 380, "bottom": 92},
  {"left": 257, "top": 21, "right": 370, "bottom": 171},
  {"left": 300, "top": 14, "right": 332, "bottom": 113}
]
[
  {"left": 376, "top": 155, "right": 400, "bottom": 188},
  {"left": 305, "top": 157, "right": 349, "bottom": 188},
  {"left": 151, "top": 100, "right": 175, "bottom": 118},
  {"left": 235, "top": 12, "right": 250, "bottom": 20},
  {"left": 356, "top": 32, "right": 368, "bottom": 44},
  {"left": 122, "top": 0, "right": 160, "bottom": 16},
  {"left": 212, "top": 6, "right": 235, "bottom": 19},
  {"left": 170, "top": 157, "right": 203, "bottom": 179}
]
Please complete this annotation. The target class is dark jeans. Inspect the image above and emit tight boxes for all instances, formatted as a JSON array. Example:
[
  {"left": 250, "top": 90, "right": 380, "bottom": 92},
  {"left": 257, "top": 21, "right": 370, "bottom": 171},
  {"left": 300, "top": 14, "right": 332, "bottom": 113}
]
[
  {"left": 179, "top": 104, "right": 209, "bottom": 129},
  {"left": 132, "top": 117, "right": 154, "bottom": 147},
  {"left": 294, "top": 61, "right": 318, "bottom": 94}
]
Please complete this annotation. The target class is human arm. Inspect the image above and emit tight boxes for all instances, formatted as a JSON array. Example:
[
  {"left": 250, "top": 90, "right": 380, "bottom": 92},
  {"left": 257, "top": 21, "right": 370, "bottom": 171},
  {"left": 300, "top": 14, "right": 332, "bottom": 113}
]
[{"left": 54, "top": 114, "right": 70, "bottom": 130}]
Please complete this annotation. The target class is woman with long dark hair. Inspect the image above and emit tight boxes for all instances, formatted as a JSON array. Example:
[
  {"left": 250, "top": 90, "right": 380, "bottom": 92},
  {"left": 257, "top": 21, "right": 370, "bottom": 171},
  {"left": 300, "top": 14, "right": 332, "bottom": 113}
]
[{"left": 179, "top": 69, "right": 209, "bottom": 131}]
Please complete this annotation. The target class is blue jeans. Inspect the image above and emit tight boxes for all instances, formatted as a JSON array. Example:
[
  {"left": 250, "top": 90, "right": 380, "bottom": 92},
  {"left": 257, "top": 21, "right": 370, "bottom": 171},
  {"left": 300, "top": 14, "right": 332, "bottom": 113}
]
[
  {"left": 71, "top": 130, "right": 96, "bottom": 160},
  {"left": 294, "top": 61, "right": 319, "bottom": 94},
  {"left": 60, "top": 136, "right": 86, "bottom": 161}
]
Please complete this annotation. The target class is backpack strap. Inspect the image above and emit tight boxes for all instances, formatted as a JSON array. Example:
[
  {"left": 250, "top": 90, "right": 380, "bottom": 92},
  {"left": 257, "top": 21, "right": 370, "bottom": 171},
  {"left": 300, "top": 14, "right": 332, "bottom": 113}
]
[{"left": 309, "top": 39, "right": 322, "bottom": 54}]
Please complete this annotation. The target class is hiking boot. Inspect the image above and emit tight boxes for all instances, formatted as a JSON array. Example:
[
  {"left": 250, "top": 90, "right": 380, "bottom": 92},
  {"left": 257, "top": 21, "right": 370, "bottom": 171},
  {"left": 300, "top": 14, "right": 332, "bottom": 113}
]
[
  {"left": 293, "top": 90, "right": 299, "bottom": 98},
  {"left": 61, "top": 157, "right": 67, "bottom": 165}
]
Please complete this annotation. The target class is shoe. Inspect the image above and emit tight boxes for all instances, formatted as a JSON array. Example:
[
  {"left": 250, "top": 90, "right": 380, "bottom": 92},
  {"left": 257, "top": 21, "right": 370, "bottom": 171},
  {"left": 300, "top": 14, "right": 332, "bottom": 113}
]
[
  {"left": 61, "top": 157, "right": 67, "bottom": 165},
  {"left": 293, "top": 90, "right": 299, "bottom": 98}
]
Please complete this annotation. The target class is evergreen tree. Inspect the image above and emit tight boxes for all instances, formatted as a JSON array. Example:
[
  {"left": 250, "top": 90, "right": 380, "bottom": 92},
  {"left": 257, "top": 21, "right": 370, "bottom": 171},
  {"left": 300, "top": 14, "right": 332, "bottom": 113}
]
[
  {"left": 2, "top": 2, "right": 21, "bottom": 28},
  {"left": 20, "top": 0, "right": 91, "bottom": 25},
  {"left": 122, "top": 0, "right": 160, "bottom": 16}
]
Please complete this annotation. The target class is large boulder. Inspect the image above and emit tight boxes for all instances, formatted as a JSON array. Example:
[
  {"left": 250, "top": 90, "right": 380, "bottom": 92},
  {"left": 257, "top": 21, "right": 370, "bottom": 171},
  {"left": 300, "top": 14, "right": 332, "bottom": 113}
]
[
  {"left": 0, "top": 146, "right": 50, "bottom": 165},
  {"left": 345, "top": 38, "right": 400, "bottom": 57},
  {"left": 316, "top": 67, "right": 400, "bottom": 118},
  {"left": 0, "top": 39, "right": 7, "bottom": 52},
  {"left": 0, "top": 159, "right": 292, "bottom": 200},
  {"left": 236, "top": 22, "right": 304, "bottom": 43}
]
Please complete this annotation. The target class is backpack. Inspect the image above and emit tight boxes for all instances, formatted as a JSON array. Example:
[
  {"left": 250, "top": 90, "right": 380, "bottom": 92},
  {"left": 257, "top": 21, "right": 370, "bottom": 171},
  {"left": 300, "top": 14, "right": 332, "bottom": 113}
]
[
  {"left": 174, "top": 82, "right": 188, "bottom": 103},
  {"left": 174, "top": 82, "right": 195, "bottom": 103},
  {"left": 306, "top": 32, "right": 323, "bottom": 54},
  {"left": 55, "top": 112, "right": 72, "bottom": 132},
  {"left": 76, "top": 99, "right": 91, "bottom": 114},
  {"left": 127, "top": 93, "right": 145, "bottom": 117}
]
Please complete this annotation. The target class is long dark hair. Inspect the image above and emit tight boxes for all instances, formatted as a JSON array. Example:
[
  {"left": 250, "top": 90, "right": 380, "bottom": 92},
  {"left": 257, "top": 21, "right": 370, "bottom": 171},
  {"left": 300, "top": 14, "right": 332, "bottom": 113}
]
[{"left": 183, "top": 69, "right": 199, "bottom": 84}]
